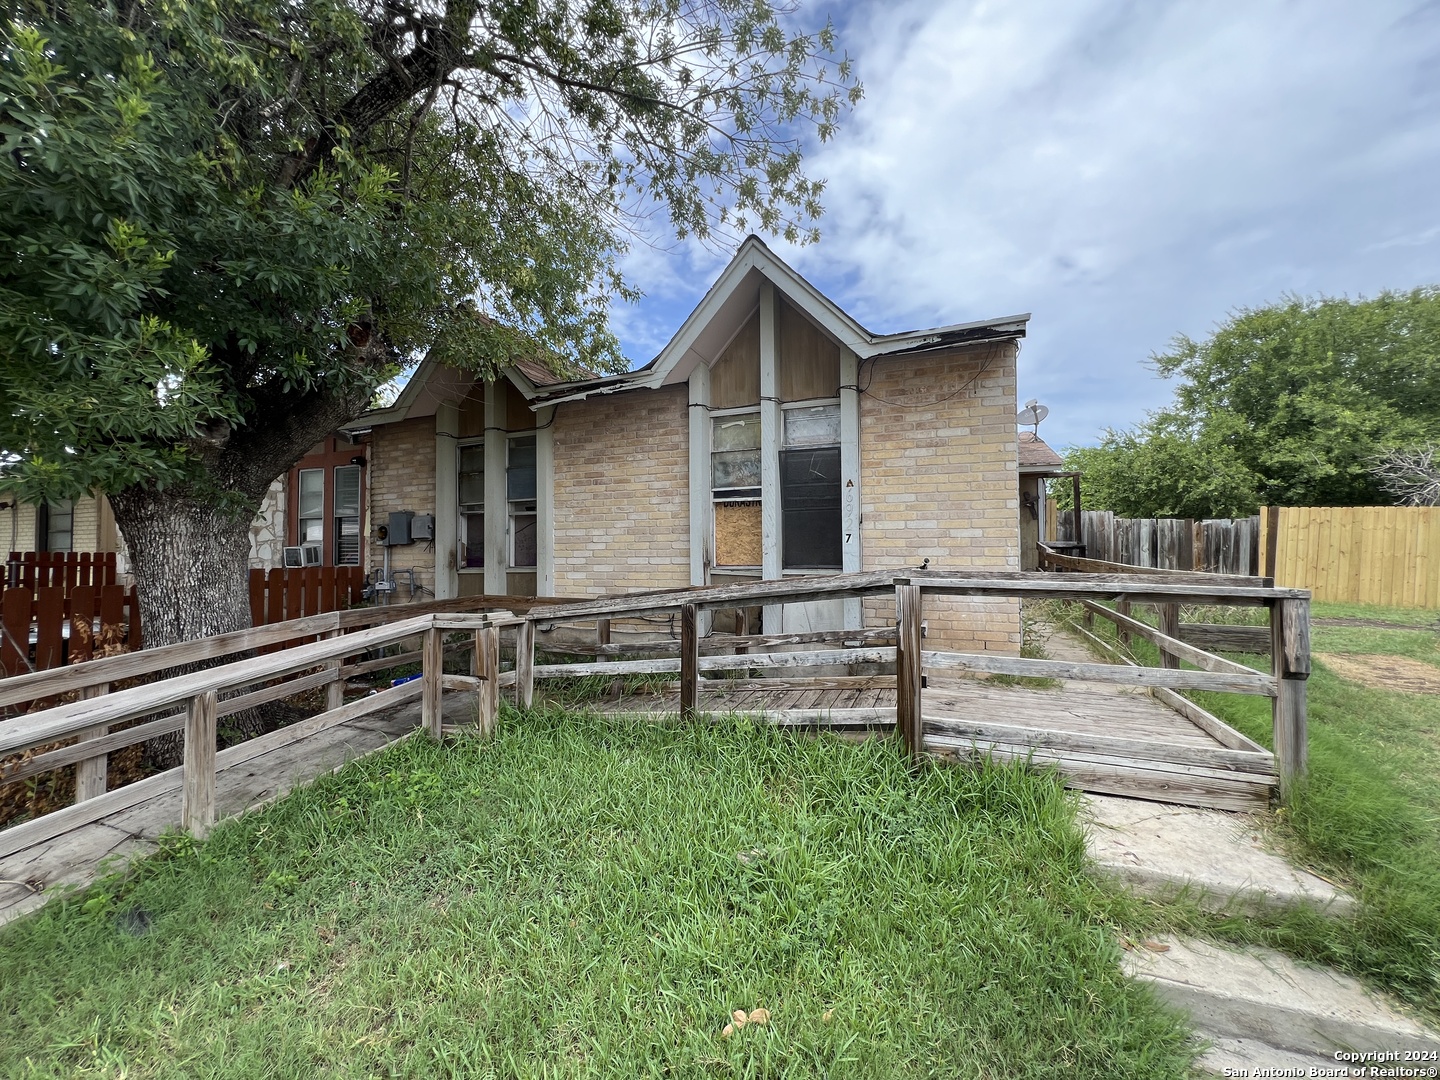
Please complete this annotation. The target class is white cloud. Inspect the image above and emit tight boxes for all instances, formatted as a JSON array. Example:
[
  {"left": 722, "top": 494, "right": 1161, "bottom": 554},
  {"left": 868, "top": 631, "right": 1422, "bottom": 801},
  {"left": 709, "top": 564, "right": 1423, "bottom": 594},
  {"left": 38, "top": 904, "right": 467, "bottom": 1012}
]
[{"left": 609, "top": 0, "right": 1440, "bottom": 447}]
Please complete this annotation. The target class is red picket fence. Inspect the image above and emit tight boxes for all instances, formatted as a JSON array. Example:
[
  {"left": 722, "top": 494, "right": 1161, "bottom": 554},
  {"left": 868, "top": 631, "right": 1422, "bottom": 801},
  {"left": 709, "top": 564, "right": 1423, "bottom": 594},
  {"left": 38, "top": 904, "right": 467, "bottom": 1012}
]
[
  {"left": 0, "top": 582, "right": 141, "bottom": 677},
  {"left": 5, "top": 551, "right": 119, "bottom": 593},
  {"left": 248, "top": 567, "right": 366, "bottom": 633}
]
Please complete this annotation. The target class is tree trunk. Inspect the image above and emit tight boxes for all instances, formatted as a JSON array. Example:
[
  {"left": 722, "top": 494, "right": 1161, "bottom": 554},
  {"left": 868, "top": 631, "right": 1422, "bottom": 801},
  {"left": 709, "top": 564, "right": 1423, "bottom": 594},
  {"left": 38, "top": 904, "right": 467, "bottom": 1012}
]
[{"left": 108, "top": 486, "right": 262, "bottom": 767}]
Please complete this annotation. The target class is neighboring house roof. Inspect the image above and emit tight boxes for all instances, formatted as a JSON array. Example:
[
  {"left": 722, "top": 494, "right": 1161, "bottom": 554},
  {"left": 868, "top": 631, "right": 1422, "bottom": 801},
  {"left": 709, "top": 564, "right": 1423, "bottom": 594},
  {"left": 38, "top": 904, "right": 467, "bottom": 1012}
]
[
  {"left": 357, "top": 233, "right": 1030, "bottom": 425},
  {"left": 1018, "top": 432, "right": 1068, "bottom": 476}
]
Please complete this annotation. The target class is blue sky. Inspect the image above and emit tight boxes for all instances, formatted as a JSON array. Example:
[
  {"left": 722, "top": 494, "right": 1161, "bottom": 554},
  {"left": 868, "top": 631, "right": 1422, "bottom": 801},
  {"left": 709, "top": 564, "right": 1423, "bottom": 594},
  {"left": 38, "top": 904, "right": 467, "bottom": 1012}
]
[{"left": 605, "top": 0, "right": 1440, "bottom": 452}]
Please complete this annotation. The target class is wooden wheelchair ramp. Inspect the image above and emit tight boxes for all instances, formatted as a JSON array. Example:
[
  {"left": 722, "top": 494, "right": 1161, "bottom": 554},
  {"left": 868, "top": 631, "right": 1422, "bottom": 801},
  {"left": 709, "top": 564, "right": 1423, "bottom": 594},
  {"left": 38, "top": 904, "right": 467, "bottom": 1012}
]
[{"left": 583, "top": 672, "right": 1275, "bottom": 812}]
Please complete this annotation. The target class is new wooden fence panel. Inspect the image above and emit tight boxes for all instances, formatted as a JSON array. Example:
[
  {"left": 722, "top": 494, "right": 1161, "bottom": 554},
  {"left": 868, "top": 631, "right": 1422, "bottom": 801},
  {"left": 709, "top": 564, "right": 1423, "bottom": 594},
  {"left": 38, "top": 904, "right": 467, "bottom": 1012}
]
[{"left": 1266, "top": 505, "right": 1440, "bottom": 608}]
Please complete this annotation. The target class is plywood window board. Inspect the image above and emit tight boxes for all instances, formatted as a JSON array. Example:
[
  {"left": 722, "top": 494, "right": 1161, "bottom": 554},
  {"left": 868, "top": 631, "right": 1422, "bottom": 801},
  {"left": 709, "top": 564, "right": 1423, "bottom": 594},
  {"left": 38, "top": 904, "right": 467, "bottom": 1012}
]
[{"left": 715, "top": 500, "right": 762, "bottom": 566}]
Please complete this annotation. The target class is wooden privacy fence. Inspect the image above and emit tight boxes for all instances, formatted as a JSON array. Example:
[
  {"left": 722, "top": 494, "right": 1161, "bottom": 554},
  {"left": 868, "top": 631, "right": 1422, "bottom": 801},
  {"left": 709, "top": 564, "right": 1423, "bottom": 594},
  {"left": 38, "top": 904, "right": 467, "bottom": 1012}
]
[
  {"left": 0, "top": 583, "right": 140, "bottom": 678},
  {"left": 1261, "top": 505, "right": 1440, "bottom": 609},
  {"left": 5, "top": 551, "right": 119, "bottom": 592},
  {"left": 1054, "top": 511, "right": 1260, "bottom": 576},
  {"left": 248, "top": 566, "right": 366, "bottom": 630}
]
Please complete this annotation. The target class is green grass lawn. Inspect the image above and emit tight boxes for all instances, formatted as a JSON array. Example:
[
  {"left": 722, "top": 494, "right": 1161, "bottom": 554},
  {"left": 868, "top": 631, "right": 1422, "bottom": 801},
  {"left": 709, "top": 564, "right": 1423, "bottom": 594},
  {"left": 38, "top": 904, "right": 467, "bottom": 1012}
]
[
  {"left": 0, "top": 709, "right": 1195, "bottom": 1079},
  {"left": 1062, "top": 600, "right": 1440, "bottom": 1020}
]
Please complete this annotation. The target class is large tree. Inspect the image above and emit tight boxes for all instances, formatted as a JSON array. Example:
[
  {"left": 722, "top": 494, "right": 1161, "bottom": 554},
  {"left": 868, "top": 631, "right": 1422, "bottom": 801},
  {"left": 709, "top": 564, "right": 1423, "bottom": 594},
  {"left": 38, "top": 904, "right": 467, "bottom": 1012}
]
[
  {"left": 1060, "top": 288, "right": 1440, "bottom": 518},
  {"left": 1, "top": 0, "right": 857, "bottom": 661}
]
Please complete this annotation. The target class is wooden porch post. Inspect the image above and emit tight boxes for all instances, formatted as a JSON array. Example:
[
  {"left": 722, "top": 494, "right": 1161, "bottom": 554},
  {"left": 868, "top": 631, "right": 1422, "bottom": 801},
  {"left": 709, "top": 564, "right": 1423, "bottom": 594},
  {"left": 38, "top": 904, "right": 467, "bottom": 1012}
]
[
  {"left": 73, "top": 684, "right": 109, "bottom": 803},
  {"left": 1114, "top": 600, "right": 1132, "bottom": 647},
  {"left": 1157, "top": 604, "right": 1181, "bottom": 668},
  {"left": 475, "top": 626, "right": 500, "bottom": 736},
  {"left": 895, "top": 582, "right": 923, "bottom": 759},
  {"left": 325, "top": 628, "right": 345, "bottom": 712},
  {"left": 181, "top": 689, "right": 217, "bottom": 839},
  {"left": 422, "top": 626, "right": 444, "bottom": 739},
  {"left": 1270, "top": 596, "right": 1310, "bottom": 801},
  {"left": 515, "top": 619, "right": 535, "bottom": 710},
  {"left": 680, "top": 604, "right": 698, "bottom": 721}
]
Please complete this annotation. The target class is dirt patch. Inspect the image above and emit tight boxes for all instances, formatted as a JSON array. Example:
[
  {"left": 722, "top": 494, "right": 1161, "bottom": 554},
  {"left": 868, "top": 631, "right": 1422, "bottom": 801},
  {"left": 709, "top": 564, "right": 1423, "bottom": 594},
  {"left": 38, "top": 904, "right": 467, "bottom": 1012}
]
[
  {"left": 1316, "top": 652, "right": 1440, "bottom": 694},
  {"left": 1314, "top": 617, "right": 1440, "bottom": 631}
]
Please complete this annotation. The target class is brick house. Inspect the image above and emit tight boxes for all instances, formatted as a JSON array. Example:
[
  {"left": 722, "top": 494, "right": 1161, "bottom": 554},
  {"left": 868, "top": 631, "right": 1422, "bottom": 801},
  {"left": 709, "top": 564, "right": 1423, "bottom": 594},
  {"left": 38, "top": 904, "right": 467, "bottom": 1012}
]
[{"left": 351, "top": 236, "right": 1028, "bottom": 653}]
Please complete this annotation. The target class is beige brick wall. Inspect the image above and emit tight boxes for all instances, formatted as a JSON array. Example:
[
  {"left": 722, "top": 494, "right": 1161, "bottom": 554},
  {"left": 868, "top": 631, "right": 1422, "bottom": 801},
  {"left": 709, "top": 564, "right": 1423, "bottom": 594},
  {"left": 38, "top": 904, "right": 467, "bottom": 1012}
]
[
  {"left": 859, "top": 342, "right": 1020, "bottom": 653},
  {"left": 553, "top": 385, "right": 690, "bottom": 597},
  {"left": 368, "top": 416, "right": 437, "bottom": 596},
  {"left": 3, "top": 496, "right": 102, "bottom": 553}
]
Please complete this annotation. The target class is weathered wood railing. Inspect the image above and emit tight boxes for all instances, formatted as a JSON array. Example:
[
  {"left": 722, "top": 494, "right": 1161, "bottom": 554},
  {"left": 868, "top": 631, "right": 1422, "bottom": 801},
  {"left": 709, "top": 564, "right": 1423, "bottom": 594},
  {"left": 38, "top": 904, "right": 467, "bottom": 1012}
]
[
  {"left": 0, "top": 594, "right": 575, "bottom": 807},
  {"left": 0, "top": 568, "right": 1312, "bottom": 852}
]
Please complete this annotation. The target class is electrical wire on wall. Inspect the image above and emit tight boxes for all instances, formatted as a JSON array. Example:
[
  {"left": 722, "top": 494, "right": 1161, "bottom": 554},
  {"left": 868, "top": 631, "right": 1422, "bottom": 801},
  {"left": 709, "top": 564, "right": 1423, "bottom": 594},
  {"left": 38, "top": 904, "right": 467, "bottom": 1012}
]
[{"left": 838, "top": 340, "right": 1011, "bottom": 410}]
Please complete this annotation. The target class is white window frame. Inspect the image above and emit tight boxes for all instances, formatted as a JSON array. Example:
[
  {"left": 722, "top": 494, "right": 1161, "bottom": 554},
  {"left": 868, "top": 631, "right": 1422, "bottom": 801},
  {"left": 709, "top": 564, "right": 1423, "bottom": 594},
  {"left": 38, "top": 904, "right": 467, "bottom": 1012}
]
[{"left": 711, "top": 407, "right": 762, "bottom": 569}]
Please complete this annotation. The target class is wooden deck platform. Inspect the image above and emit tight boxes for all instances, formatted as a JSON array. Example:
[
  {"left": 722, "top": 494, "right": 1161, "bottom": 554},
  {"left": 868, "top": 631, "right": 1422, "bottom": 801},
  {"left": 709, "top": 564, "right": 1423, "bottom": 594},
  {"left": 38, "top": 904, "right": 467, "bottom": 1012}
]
[{"left": 578, "top": 672, "right": 1276, "bottom": 812}]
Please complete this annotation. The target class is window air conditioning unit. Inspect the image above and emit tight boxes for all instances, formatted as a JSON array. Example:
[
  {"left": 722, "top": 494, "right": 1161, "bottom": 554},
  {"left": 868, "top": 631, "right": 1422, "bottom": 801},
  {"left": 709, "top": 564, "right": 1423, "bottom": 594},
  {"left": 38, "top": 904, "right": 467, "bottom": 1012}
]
[{"left": 282, "top": 545, "right": 322, "bottom": 568}]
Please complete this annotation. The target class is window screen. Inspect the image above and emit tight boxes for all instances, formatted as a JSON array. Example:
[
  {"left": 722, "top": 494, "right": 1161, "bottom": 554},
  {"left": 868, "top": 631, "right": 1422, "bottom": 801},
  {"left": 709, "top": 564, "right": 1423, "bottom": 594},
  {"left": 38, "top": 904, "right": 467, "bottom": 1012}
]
[
  {"left": 780, "top": 447, "right": 842, "bottom": 569},
  {"left": 333, "top": 465, "right": 361, "bottom": 565}
]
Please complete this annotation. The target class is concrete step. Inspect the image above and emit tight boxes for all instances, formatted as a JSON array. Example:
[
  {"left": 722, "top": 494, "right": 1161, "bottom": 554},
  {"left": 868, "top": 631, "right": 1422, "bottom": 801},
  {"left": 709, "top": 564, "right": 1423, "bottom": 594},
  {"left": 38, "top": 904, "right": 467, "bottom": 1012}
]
[
  {"left": 1123, "top": 936, "right": 1440, "bottom": 1060},
  {"left": 1083, "top": 794, "right": 1354, "bottom": 918}
]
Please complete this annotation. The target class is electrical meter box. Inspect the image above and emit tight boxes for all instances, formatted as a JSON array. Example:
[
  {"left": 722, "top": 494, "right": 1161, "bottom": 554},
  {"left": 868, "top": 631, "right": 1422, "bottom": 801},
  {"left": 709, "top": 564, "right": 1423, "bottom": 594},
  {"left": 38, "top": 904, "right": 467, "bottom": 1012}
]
[
  {"left": 385, "top": 510, "right": 414, "bottom": 546},
  {"left": 411, "top": 514, "right": 435, "bottom": 541}
]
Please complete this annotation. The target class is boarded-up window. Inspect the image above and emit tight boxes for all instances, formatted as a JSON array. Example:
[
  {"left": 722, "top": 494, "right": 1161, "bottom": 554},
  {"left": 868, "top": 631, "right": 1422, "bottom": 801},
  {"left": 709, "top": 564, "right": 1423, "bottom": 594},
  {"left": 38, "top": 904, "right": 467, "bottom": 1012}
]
[
  {"left": 713, "top": 413, "right": 761, "bottom": 565},
  {"left": 715, "top": 501, "right": 762, "bottom": 566}
]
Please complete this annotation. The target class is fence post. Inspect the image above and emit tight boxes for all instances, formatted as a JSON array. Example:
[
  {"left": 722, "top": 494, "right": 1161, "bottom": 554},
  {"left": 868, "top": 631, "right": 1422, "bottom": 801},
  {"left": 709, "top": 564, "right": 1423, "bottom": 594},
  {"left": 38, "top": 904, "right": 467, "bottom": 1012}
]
[
  {"left": 73, "top": 684, "right": 109, "bottom": 802},
  {"left": 1114, "top": 600, "right": 1132, "bottom": 646},
  {"left": 1270, "top": 597, "right": 1310, "bottom": 801},
  {"left": 515, "top": 619, "right": 535, "bottom": 710},
  {"left": 325, "top": 627, "right": 345, "bottom": 712},
  {"left": 895, "top": 582, "right": 923, "bottom": 759},
  {"left": 422, "top": 626, "right": 444, "bottom": 739},
  {"left": 1262, "top": 505, "right": 1280, "bottom": 582},
  {"left": 182, "top": 689, "right": 217, "bottom": 839},
  {"left": 597, "top": 618, "right": 610, "bottom": 648},
  {"left": 680, "top": 604, "right": 698, "bottom": 721},
  {"left": 475, "top": 625, "right": 500, "bottom": 736},
  {"left": 1157, "top": 603, "right": 1181, "bottom": 668}
]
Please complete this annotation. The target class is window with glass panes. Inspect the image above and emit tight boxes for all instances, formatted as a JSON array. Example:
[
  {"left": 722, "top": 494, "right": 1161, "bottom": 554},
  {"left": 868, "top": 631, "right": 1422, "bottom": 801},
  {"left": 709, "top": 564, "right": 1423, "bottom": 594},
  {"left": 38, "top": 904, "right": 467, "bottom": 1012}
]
[
  {"left": 507, "top": 435, "right": 537, "bottom": 568},
  {"left": 458, "top": 443, "right": 484, "bottom": 568},
  {"left": 296, "top": 469, "right": 324, "bottom": 552},
  {"left": 37, "top": 499, "right": 73, "bottom": 553}
]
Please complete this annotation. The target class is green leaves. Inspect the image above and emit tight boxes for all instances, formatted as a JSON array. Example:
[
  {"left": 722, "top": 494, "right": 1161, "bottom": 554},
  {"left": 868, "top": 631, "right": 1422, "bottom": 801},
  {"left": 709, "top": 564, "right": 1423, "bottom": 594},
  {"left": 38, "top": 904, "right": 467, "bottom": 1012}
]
[
  {"left": 1, "top": 0, "right": 855, "bottom": 506},
  {"left": 1064, "top": 288, "right": 1440, "bottom": 517}
]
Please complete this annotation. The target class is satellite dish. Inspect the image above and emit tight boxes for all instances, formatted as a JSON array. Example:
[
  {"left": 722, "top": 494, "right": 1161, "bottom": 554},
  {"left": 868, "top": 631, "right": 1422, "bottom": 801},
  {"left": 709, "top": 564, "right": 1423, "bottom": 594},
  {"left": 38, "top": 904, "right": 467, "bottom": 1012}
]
[{"left": 1016, "top": 402, "right": 1050, "bottom": 431}]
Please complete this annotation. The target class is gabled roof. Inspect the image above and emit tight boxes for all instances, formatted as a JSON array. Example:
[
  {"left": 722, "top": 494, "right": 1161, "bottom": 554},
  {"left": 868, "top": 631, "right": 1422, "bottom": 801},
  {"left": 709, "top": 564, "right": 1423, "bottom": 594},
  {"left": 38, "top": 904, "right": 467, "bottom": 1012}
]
[
  {"left": 530, "top": 235, "right": 1029, "bottom": 407},
  {"left": 350, "top": 354, "right": 584, "bottom": 428},
  {"left": 356, "top": 234, "right": 1030, "bottom": 423},
  {"left": 1018, "top": 431, "right": 1067, "bottom": 475}
]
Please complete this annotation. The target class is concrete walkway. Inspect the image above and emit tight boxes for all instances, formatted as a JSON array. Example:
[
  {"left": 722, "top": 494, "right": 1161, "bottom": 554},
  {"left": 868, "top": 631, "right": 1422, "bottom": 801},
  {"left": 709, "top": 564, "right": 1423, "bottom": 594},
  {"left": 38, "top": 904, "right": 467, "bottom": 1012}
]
[{"left": 1039, "top": 619, "right": 1440, "bottom": 1072}]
